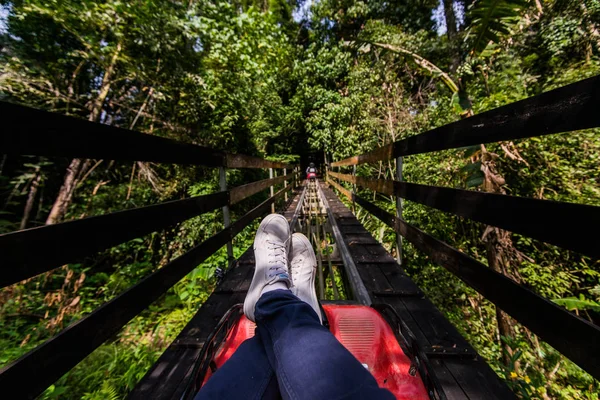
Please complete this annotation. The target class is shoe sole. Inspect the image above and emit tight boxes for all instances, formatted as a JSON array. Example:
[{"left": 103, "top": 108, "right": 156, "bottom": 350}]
[
  {"left": 243, "top": 214, "right": 290, "bottom": 322},
  {"left": 291, "top": 233, "right": 323, "bottom": 323}
]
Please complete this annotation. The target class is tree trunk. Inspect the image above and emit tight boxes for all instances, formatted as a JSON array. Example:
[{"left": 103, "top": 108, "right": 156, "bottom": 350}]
[
  {"left": 130, "top": 87, "right": 154, "bottom": 130},
  {"left": 535, "top": 0, "right": 543, "bottom": 15},
  {"left": 443, "top": 0, "right": 461, "bottom": 74},
  {"left": 479, "top": 144, "right": 520, "bottom": 369},
  {"left": 444, "top": 0, "right": 458, "bottom": 40},
  {"left": 89, "top": 41, "right": 122, "bottom": 123},
  {"left": 20, "top": 168, "right": 41, "bottom": 230},
  {"left": 485, "top": 227, "right": 518, "bottom": 367},
  {"left": 46, "top": 159, "right": 83, "bottom": 225},
  {"left": 36, "top": 184, "right": 44, "bottom": 221},
  {"left": 45, "top": 41, "right": 122, "bottom": 225},
  {"left": 580, "top": 2, "right": 600, "bottom": 59}
]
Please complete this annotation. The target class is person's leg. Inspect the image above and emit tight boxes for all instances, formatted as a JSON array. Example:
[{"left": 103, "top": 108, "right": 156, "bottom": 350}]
[
  {"left": 197, "top": 214, "right": 292, "bottom": 399},
  {"left": 238, "top": 215, "right": 391, "bottom": 400},
  {"left": 194, "top": 335, "right": 280, "bottom": 400},
  {"left": 255, "top": 290, "right": 395, "bottom": 400}
]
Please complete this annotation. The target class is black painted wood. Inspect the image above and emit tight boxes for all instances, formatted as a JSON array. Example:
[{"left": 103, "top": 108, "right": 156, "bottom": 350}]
[
  {"left": 333, "top": 74, "right": 600, "bottom": 166},
  {"left": 130, "top": 287, "right": 248, "bottom": 400},
  {"left": 329, "top": 172, "right": 600, "bottom": 258},
  {"left": 0, "top": 187, "right": 291, "bottom": 399},
  {"left": 1, "top": 101, "right": 225, "bottom": 166},
  {"left": 229, "top": 185, "right": 292, "bottom": 237},
  {"left": 0, "top": 229, "right": 231, "bottom": 400},
  {"left": 225, "top": 153, "right": 292, "bottom": 169},
  {"left": 0, "top": 192, "right": 228, "bottom": 288},
  {"left": 0, "top": 176, "right": 295, "bottom": 288},
  {"left": 352, "top": 193, "right": 600, "bottom": 381},
  {"left": 393, "top": 180, "right": 599, "bottom": 258},
  {"left": 395, "top": 75, "right": 600, "bottom": 157},
  {"left": 130, "top": 188, "right": 305, "bottom": 400},
  {"left": 230, "top": 175, "right": 289, "bottom": 204},
  {"left": 320, "top": 183, "right": 515, "bottom": 399}
]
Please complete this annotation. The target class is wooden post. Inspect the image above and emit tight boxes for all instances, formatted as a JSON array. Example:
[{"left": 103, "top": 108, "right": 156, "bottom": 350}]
[
  {"left": 352, "top": 164, "right": 357, "bottom": 214},
  {"left": 395, "top": 156, "right": 403, "bottom": 266},
  {"left": 269, "top": 167, "right": 275, "bottom": 213},
  {"left": 284, "top": 168, "right": 288, "bottom": 202},
  {"left": 219, "top": 166, "right": 234, "bottom": 269},
  {"left": 293, "top": 166, "right": 297, "bottom": 188}
]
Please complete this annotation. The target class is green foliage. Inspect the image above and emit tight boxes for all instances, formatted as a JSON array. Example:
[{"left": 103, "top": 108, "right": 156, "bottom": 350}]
[
  {"left": 467, "top": 0, "right": 528, "bottom": 54},
  {"left": 553, "top": 295, "right": 600, "bottom": 313},
  {"left": 1, "top": 0, "right": 600, "bottom": 399},
  {"left": 0, "top": 1, "right": 301, "bottom": 398},
  {"left": 306, "top": 1, "right": 600, "bottom": 398}
]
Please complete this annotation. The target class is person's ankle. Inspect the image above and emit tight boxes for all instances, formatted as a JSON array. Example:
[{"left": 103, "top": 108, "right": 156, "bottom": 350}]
[{"left": 261, "top": 280, "right": 290, "bottom": 296}]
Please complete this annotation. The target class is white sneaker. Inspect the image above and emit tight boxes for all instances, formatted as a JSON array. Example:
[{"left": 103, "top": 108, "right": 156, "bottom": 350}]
[
  {"left": 244, "top": 214, "right": 292, "bottom": 322},
  {"left": 290, "top": 233, "right": 323, "bottom": 324}
]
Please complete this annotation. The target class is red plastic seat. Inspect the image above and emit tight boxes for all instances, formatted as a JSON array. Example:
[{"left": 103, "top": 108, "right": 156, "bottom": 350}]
[{"left": 201, "top": 305, "right": 429, "bottom": 399}]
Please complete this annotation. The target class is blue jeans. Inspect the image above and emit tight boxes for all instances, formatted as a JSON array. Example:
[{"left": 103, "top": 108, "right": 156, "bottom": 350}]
[{"left": 196, "top": 290, "right": 394, "bottom": 400}]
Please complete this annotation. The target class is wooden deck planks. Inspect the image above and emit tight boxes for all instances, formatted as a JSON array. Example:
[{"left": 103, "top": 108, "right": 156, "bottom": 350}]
[
  {"left": 129, "top": 188, "right": 305, "bottom": 400},
  {"left": 319, "top": 182, "right": 516, "bottom": 400},
  {"left": 131, "top": 184, "right": 515, "bottom": 399}
]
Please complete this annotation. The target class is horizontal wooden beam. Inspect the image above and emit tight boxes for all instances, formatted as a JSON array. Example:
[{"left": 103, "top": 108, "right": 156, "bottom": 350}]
[
  {"left": 331, "top": 144, "right": 393, "bottom": 167},
  {"left": 0, "top": 186, "right": 290, "bottom": 400},
  {"left": 328, "top": 171, "right": 599, "bottom": 258},
  {"left": 0, "top": 101, "right": 225, "bottom": 166},
  {"left": 230, "top": 185, "right": 292, "bottom": 237},
  {"left": 1, "top": 101, "right": 297, "bottom": 169},
  {"left": 0, "top": 227, "right": 230, "bottom": 400},
  {"left": 325, "top": 175, "right": 352, "bottom": 200},
  {"left": 230, "top": 174, "right": 289, "bottom": 204},
  {"left": 0, "top": 171, "right": 299, "bottom": 288},
  {"left": 225, "top": 153, "right": 293, "bottom": 169},
  {"left": 0, "top": 192, "right": 228, "bottom": 288},
  {"left": 352, "top": 193, "right": 600, "bottom": 381},
  {"left": 333, "top": 75, "right": 600, "bottom": 166}
]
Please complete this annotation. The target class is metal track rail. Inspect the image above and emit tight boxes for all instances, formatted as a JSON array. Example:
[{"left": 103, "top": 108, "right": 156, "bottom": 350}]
[
  {"left": 289, "top": 185, "right": 307, "bottom": 231},
  {"left": 316, "top": 181, "right": 371, "bottom": 305},
  {"left": 130, "top": 187, "right": 306, "bottom": 400}
]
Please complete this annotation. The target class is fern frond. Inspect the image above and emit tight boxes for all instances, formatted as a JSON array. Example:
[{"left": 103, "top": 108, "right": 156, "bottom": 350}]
[{"left": 467, "top": 0, "right": 529, "bottom": 54}]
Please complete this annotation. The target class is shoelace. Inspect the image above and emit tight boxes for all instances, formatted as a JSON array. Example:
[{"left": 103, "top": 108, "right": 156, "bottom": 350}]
[
  {"left": 291, "top": 257, "right": 304, "bottom": 272},
  {"left": 266, "top": 240, "right": 288, "bottom": 278}
]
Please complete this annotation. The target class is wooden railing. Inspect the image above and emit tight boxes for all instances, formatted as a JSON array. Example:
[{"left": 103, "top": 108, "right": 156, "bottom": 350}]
[
  {"left": 327, "top": 75, "right": 600, "bottom": 381},
  {"left": 0, "top": 102, "right": 299, "bottom": 399}
]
